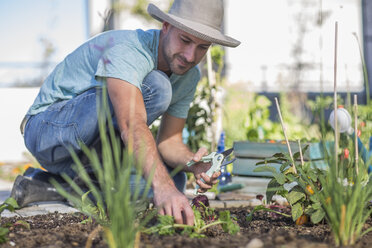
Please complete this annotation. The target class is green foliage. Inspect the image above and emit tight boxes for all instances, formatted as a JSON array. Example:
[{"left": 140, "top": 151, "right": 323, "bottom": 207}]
[
  {"left": 255, "top": 147, "right": 327, "bottom": 223},
  {"left": 143, "top": 205, "right": 240, "bottom": 238},
  {"left": 296, "top": 131, "right": 372, "bottom": 246},
  {"left": 0, "top": 197, "right": 19, "bottom": 244},
  {"left": 185, "top": 45, "right": 225, "bottom": 151},
  {"left": 300, "top": 156, "right": 372, "bottom": 246},
  {"left": 52, "top": 83, "right": 154, "bottom": 248},
  {"left": 0, "top": 197, "right": 19, "bottom": 214},
  {"left": 244, "top": 94, "right": 320, "bottom": 143}
]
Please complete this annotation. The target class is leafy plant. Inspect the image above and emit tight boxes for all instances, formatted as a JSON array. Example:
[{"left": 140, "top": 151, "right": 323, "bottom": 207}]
[
  {"left": 143, "top": 204, "right": 240, "bottom": 238},
  {"left": 300, "top": 156, "right": 372, "bottom": 246},
  {"left": 52, "top": 82, "right": 154, "bottom": 248},
  {"left": 254, "top": 147, "right": 327, "bottom": 224},
  {"left": 0, "top": 197, "right": 19, "bottom": 244}
]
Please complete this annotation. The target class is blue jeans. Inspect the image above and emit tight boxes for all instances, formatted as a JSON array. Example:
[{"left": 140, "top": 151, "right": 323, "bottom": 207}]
[{"left": 23, "top": 70, "right": 187, "bottom": 194}]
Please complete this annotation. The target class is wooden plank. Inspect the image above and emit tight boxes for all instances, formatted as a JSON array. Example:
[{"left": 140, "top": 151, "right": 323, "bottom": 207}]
[
  {"left": 232, "top": 157, "right": 328, "bottom": 177},
  {"left": 232, "top": 158, "right": 282, "bottom": 177},
  {"left": 233, "top": 141, "right": 329, "bottom": 160}
]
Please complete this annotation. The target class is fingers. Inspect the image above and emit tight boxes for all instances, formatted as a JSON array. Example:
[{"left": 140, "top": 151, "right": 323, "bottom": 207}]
[
  {"left": 192, "top": 147, "right": 208, "bottom": 162},
  {"left": 154, "top": 190, "right": 194, "bottom": 226},
  {"left": 172, "top": 205, "right": 183, "bottom": 224},
  {"left": 183, "top": 205, "right": 195, "bottom": 226},
  {"left": 196, "top": 171, "right": 220, "bottom": 192}
]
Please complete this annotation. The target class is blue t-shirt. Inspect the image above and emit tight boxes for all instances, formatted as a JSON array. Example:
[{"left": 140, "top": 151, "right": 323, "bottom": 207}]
[{"left": 27, "top": 29, "right": 200, "bottom": 119}]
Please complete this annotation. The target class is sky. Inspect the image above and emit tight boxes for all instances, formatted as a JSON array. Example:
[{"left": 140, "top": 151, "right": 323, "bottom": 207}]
[{"left": 0, "top": 0, "right": 87, "bottom": 85}]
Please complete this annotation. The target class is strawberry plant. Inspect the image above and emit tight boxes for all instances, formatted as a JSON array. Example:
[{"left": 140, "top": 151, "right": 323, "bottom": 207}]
[{"left": 254, "top": 147, "right": 326, "bottom": 224}]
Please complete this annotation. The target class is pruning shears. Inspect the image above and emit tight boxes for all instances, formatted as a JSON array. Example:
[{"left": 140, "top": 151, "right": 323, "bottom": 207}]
[{"left": 186, "top": 148, "right": 235, "bottom": 194}]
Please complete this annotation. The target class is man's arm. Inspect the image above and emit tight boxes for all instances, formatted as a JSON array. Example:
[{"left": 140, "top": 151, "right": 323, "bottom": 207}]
[
  {"left": 157, "top": 113, "right": 221, "bottom": 193},
  {"left": 106, "top": 77, "right": 194, "bottom": 225}
]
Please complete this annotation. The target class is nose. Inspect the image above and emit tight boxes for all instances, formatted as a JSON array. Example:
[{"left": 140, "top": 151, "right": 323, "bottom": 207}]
[{"left": 183, "top": 45, "right": 196, "bottom": 63}]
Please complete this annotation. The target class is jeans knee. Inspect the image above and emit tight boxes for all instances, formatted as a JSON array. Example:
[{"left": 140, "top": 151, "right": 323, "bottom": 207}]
[
  {"left": 141, "top": 70, "right": 172, "bottom": 125},
  {"left": 143, "top": 70, "right": 172, "bottom": 113}
]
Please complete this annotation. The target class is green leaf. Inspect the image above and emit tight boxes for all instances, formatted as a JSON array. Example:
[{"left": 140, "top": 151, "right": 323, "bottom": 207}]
[
  {"left": 266, "top": 179, "right": 281, "bottom": 203},
  {"left": 272, "top": 172, "right": 286, "bottom": 185},
  {"left": 4, "top": 197, "right": 19, "bottom": 209},
  {"left": 0, "top": 197, "right": 19, "bottom": 214},
  {"left": 310, "top": 209, "right": 325, "bottom": 224},
  {"left": 0, "top": 227, "right": 9, "bottom": 244},
  {"left": 219, "top": 210, "right": 240, "bottom": 234},
  {"left": 287, "top": 190, "right": 305, "bottom": 205},
  {"left": 291, "top": 203, "right": 303, "bottom": 221},
  {"left": 14, "top": 220, "right": 30, "bottom": 230}
]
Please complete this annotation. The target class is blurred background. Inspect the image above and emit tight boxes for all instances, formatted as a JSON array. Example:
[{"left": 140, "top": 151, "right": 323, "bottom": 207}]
[{"left": 0, "top": 0, "right": 371, "bottom": 180}]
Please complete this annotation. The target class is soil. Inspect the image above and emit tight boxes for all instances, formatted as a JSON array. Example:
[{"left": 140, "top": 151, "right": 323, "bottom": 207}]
[{"left": 1, "top": 207, "right": 372, "bottom": 248}]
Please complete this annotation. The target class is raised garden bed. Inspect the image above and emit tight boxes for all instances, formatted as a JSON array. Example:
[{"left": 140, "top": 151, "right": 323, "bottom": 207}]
[{"left": 2, "top": 206, "right": 372, "bottom": 248}]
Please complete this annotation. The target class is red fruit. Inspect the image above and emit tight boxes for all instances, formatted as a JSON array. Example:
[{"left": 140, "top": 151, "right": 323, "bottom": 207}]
[{"left": 344, "top": 148, "right": 349, "bottom": 159}]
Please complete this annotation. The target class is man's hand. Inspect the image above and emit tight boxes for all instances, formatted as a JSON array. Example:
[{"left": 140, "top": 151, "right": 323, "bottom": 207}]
[
  {"left": 153, "top": 185, "right": 195, "bottom": 225},
  {"left": 188, "top": 147, "right": 221, "bottom": 193}
]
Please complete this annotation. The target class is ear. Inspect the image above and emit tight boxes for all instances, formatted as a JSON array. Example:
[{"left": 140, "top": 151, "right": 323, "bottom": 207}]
[{"left": 161, "top": 22, "right": 171, "bottom": 34}]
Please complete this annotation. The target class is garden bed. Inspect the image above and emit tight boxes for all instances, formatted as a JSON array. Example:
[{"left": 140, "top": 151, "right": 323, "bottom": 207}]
[{"left": 2, "top": 206, "right": 372, "bottom": 248}]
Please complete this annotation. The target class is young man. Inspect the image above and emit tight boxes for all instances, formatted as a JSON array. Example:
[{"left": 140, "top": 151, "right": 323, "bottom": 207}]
[{"left": 19, "top": 0, "right": 240, "bottom": 225}]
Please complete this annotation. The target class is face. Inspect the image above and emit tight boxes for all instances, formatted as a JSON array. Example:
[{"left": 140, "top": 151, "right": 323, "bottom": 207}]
[{"left": 159, "top": 23, "right": 211, "bottom": 75}]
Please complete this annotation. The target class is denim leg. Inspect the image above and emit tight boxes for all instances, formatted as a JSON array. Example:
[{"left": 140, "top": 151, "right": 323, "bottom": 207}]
[
  {"left": 141, "top": 70, "right": 172, "bottom": 125},
  {"left": 24, "top": 88, "right": 103, "bottom": 178},
  {"left": 23, "top": 70, "right": 186, "bottom": 192}
]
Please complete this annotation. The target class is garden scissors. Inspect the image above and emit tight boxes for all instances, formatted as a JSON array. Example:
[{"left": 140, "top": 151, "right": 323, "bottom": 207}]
[{"left": 186, "top": 148, "right": 235, "bottom": 194}]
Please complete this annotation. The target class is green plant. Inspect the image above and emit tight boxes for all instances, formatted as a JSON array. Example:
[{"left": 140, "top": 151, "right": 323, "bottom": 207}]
[
  {"left": 143, "top": 205, "right": 239, "bottom": 238},
  {"left": 254, "top": 147, "right": 327, "bottom": 224},
  {"left": 300, "top": 153, "right": 372, "bottom": 246},
  {"left": 243, "top": 94, "right": 320, "bottom": 143},
  {"left": 52, "top": 83, "right": 154, "bottom": 248},
  {"left": 0, "top": 197, "right": 19, "bottom": 244}
]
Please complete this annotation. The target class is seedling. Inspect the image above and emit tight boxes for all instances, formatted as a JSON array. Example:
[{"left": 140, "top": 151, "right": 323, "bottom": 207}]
[
  {"left": 0, "top": 197, "right": 19, "bottom": 244},
  {"left": 144, "top": 200, "right": 240, "bottom": 238}
]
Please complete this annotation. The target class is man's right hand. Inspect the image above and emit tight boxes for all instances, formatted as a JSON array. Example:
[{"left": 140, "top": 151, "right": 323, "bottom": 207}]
[{"left": 153, "top": 185, "right": 194, "bottom": 226}]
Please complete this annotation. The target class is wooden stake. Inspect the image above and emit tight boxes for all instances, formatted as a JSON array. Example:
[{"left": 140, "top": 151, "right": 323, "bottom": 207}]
[
  {"left": 333, "top": 22, "right": 339, "bottom": 173},
  {"left": 275, "top": 97, "right": 296, "bottom": 173},
  {"left": 354, "top": 94, "right": 359, "bottom": 175},
  {"left": 298, "top": 140, "right": 304, "bottom": 167}
]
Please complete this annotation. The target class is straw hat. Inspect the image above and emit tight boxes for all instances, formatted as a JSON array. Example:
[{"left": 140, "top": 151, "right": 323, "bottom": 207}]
[{"left": 147, "top": 0, "right": 240, "bottom": 47}]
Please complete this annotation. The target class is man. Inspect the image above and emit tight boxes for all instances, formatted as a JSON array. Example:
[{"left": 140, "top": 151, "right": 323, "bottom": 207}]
[{"left": 18, "top": 0, "right": 240, "bottom": 225}]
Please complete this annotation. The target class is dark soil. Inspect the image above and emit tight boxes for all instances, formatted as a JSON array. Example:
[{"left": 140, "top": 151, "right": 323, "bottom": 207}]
[{"left": 1, "top": 207, "right": 372, "bottom": 248}]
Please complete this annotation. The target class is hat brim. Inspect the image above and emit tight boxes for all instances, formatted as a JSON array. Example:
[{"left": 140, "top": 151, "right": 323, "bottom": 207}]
[{"left": 147, "top": 4, "right": 240, "bottom": 48}]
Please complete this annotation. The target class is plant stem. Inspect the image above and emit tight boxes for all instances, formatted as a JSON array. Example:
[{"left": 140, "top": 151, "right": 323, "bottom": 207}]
[
  {"left": 274, "top": 97, "right": 296, "bottom": 174},
  {"left": 298, "top": 140, "right": 304, "bottom": 167},
  {"left": 333, "top": 21, "right": 338, "bottom": 175},
  {"left": 354, "top": 94, "right": 359, "bottom": 175},
  {"left": 353, "top": 33, "right": 370, "bottom": 105}
]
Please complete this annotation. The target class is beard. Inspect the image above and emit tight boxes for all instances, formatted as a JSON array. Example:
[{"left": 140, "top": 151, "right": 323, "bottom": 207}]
[{"left": 162, "top": 42, "right": 195, "bottom": 75}]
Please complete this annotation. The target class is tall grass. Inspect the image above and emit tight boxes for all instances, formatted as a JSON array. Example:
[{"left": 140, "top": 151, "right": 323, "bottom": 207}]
[{"left": 52, "top": 83, "right": 154, "bottom": 248}]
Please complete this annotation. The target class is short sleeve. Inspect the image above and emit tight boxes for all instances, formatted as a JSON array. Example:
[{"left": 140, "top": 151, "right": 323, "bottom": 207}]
[
  {"left": 95, "top": 43, "right": 154, "bottom": 90},
  {"left": 166, "top": 67, "right": 201, "bottom": 119}
]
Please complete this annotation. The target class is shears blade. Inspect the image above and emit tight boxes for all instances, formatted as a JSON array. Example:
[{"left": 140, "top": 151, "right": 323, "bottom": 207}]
[{"left": 221, "top": 147, "right": 234, "bottom": 157}]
